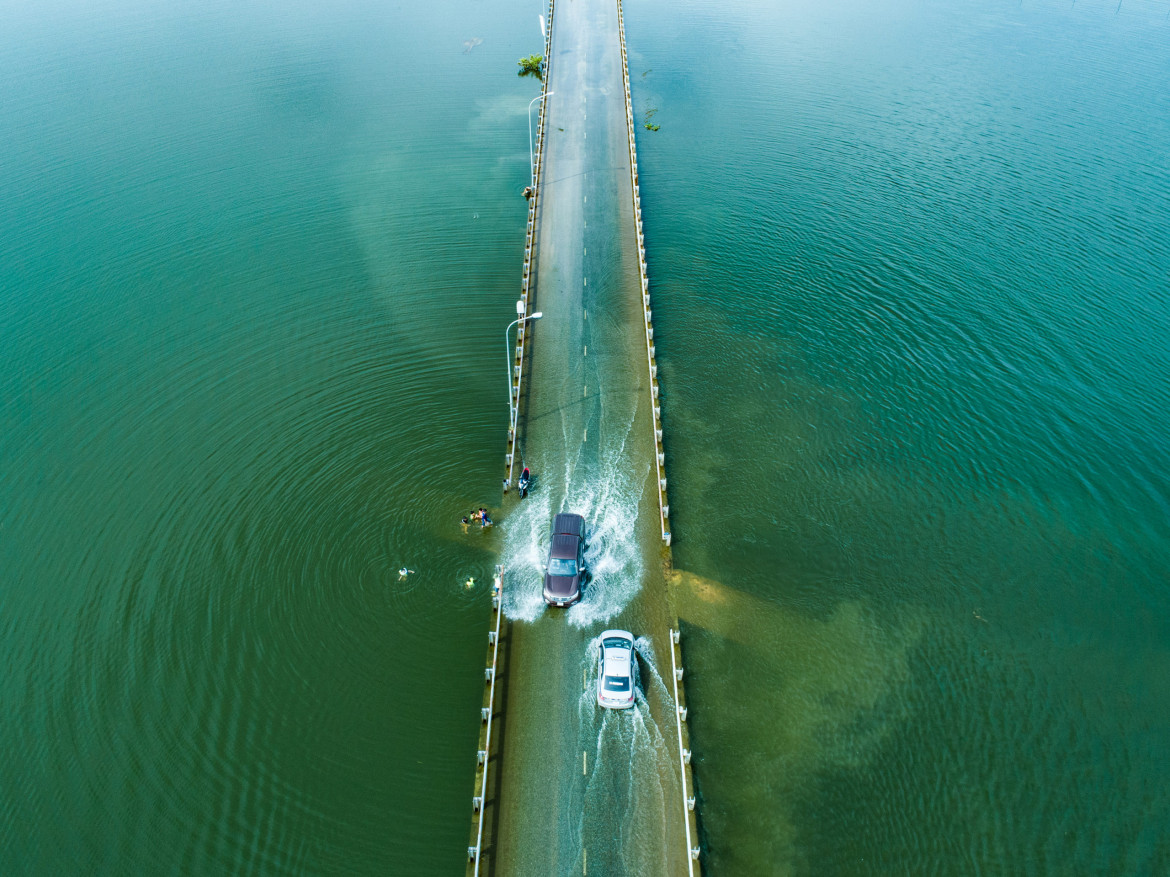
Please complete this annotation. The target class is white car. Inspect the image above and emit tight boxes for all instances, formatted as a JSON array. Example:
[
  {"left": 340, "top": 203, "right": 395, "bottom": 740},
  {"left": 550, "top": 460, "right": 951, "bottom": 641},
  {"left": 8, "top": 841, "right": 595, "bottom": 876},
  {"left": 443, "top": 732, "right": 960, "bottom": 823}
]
[{"left": 596, "top": 630, "right": 636, "bottom": 709}]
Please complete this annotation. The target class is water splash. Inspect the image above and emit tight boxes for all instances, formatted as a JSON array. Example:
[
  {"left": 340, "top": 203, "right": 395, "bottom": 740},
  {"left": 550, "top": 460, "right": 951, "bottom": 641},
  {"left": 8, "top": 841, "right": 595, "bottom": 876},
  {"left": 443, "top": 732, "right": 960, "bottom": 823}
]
[{"left": 499, "top": 446, "right": 648, "bottom": 627}]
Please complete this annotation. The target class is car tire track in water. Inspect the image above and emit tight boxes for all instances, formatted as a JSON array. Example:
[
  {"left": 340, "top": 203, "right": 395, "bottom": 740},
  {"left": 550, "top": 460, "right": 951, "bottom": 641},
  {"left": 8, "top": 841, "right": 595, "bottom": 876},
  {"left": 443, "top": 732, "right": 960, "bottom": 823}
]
[{"left": 577, "top": 635, "right": 676, "bottom": 875}]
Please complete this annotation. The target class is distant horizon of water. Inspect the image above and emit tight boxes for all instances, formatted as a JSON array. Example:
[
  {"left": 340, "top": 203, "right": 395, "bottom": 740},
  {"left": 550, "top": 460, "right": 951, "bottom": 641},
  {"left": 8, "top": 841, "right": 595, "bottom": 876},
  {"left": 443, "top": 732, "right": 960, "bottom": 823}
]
[{"left": 2, "top": 0, "right": 1170, "bottom": 873}]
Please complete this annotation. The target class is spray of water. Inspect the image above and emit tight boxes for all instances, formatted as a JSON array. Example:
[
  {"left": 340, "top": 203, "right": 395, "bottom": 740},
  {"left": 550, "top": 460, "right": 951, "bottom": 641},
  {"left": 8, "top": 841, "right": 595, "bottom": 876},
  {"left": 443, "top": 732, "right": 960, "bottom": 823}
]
[{"left": 500, "top": 427, "right": 649, "bottom": 627}]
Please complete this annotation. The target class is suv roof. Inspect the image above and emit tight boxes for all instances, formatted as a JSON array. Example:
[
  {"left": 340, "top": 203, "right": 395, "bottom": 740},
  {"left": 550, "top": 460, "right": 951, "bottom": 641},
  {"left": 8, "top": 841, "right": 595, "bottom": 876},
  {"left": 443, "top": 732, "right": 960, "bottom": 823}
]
[
  {"left": 552, "top": 513, "right": 584, "bottom": 537},
  {"left": 550, "top": 533, "right": 580, "bottom": 559}
]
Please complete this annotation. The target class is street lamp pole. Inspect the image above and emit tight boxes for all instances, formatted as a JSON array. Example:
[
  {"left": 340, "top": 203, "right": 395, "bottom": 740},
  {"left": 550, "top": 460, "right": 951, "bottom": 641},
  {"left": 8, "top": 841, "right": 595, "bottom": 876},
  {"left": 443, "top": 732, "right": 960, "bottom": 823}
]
[
  {"left": 528, "top": 92, "right": 554, "bottom": 189},
  {"left": 506, "top": 303, "right": 543, "bottom": 437}
]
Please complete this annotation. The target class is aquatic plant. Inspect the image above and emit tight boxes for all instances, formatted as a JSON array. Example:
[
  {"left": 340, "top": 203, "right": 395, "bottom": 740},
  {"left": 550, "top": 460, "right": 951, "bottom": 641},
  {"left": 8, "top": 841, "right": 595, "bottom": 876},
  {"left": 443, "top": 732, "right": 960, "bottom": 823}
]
[{"left": 517, "top": 54, "right": 544, "bottom": 79}]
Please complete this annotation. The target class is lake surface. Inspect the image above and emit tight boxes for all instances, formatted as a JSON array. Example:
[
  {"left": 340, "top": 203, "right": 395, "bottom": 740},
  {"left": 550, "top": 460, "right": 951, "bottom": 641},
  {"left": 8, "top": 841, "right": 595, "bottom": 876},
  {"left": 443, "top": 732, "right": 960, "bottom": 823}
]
[{"left": 2, "top": 0, "right": 1169, "bottom": 873}]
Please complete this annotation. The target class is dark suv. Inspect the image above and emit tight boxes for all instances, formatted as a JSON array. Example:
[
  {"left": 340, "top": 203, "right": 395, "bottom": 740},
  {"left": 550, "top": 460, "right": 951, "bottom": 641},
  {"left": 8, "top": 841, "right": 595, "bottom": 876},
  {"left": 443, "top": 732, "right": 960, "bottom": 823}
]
[{"left": 543, "top": 513, "right": 586, "bottom": 607}]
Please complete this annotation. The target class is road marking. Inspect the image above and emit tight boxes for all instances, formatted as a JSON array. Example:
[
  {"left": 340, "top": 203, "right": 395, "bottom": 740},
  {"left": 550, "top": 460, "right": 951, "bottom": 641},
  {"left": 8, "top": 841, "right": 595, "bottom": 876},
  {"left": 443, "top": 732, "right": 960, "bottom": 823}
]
[
  {"left": 584, "top": 195, "right": 587, "bottom": 203},
  {"left": 584, "top": 345, "right": 587, "bottom": 356},
  {"left": 583, "top": 751, "right": 588, "bottom": 775},
  {"left": 584, "top": 384, "right": 587, "bottom": 397},
  {"left": 584, "top": 427, "right": 588, "bottom": 441},
  {"left": 584, "top": 247, "right": 587, "bottom": 256},
  {"left": 584, "top": 849, "right": 587, "bottom": 876},
  {"left": 584, "top": 667, "right": 588, "bottom": 690},
  {"left": 584, "top": 308, "right": 587, "bottom": 320},
  {"left": 584, "top": 278, "right": 587, "bottom": 286}
]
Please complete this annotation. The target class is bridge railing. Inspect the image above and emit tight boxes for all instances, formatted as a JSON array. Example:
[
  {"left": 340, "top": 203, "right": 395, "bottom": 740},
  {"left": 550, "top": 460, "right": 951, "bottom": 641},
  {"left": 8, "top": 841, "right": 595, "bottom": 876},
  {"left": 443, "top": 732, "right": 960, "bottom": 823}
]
[
  {"left": 467, "top": 566, "right": 505, "bottom": 875},
  {"left": 669, "top": 627, "right": 703, "bottom": 873},
  {"left": 615, "top": 0, "right": 671, "bottom": 546},
  {"left": 506, "top": 0, "right": 558, "bottom": 491}
]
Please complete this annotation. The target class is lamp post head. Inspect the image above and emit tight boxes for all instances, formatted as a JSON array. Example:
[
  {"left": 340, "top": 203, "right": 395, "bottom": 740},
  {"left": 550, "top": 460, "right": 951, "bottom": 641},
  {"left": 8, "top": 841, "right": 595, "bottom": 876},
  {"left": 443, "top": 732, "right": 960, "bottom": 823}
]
[{"left": 531, "top": 312, "right": 543, "bottom": 319}]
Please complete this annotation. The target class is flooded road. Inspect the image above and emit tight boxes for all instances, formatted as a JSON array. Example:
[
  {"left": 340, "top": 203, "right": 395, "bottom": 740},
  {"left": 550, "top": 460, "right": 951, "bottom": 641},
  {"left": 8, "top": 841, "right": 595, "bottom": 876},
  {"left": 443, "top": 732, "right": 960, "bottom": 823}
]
[{"left": 489, "top": 0, "right": 685, "bottom": 872}]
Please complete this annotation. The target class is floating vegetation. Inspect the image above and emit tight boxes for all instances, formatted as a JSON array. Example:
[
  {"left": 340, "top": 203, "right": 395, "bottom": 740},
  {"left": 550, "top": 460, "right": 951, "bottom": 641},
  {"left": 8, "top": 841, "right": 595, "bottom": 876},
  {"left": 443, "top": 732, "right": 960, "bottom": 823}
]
[
  {"left": 517, "top": 54, "right": 544, "bottom": 79},
  {"left": 643, "top": 106, "right": 660, "bottom": 131}
]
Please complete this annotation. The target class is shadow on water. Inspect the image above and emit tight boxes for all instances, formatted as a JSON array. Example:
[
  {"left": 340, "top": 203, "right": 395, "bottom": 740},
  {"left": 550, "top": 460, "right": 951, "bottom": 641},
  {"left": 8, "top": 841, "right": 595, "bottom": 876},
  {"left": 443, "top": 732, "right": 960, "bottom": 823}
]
[{"left": 670, "top": 568, "right": 925, "bottom": 872}]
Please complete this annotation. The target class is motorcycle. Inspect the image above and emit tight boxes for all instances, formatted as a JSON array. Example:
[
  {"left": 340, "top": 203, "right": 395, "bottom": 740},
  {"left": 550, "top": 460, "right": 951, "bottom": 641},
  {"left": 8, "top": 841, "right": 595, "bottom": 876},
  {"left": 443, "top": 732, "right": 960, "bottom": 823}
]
[{"left": 518, "top": 467, "right": 531, "bottom": 499}]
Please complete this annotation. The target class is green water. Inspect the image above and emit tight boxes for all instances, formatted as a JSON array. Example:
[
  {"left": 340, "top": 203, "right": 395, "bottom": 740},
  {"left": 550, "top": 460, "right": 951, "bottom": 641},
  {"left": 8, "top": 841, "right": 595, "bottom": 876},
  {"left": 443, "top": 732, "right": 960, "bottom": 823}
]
[
  {"left": 1, "top": 0, "right": 540, "bottom": 871},
  {"left": 624, "top": 0, "right": 1170, "bottom": 872},
  {"left": 2, "top": 0, "right": 1169, "bottom": 873}
]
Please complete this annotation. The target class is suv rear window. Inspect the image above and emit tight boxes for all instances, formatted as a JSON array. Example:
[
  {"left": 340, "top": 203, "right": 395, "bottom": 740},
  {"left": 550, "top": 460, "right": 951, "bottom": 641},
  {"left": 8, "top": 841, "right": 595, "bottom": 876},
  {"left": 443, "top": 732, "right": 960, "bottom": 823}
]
[{"left": 603, "top": 676, "right": 630, "bottom": 692}]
